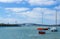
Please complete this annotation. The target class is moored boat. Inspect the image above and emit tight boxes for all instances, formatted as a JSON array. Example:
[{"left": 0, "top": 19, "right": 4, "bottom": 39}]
[
  {"left": 37, "top": 27, "right": 49, "bottom": 30},
  {"left": 50, "top": 27, "right": 58, "bottom": 32},
  {"left": 38, "top": 31, "right": 45, "bottom": 34}
]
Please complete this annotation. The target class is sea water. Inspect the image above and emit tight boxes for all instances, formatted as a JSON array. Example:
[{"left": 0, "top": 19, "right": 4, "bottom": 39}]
[{"left": 0, "top": 26, "right": 60, "bottom": 39}]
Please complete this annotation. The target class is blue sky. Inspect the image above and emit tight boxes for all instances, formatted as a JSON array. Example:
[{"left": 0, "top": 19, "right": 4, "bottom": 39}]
[{"left": 0, "top": 0, "right": 60, "bottom": 25}]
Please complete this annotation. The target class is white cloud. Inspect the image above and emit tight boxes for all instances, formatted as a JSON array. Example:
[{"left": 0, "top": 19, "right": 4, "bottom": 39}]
[
  {"left": 22, "top": 8, "right": 42, "bottom": 18},
  {"left": 5, "top": 7, "right": 60, "bottom": 20},
  {"left": 3, "top": 7, "right": 60, "bottom": 24},
  {"left": 0, "top": 17, "right": 20, "bottom": 24},
  {"left": 29, "top": 8, "right": 60, "bottom": 21},
  {"left": 5, "top": 7, "right": 42, "bottom": 19},
  {"left": 4, "top": 7, "right": 42, "bottom": 24},
  {"left": 53, "top": 5, "right": 60, "bottom": 20},
  {"left": 54, "top": 5, "right": 60, "bottom": 10},
  {"left": 28, "top": 0, "right": 57, "bottom": 6},
  {"left": 0, "top": 0, "right": 57, "bottom": 6},
  {"left": 5, "top": 8, "right": 30, "bottom": 13},
  {"left": 0, "top": 0, "right": 23, "bottom": 3},
  {"left": 0, "top": 0, "right": 58, "bottom": 7}
]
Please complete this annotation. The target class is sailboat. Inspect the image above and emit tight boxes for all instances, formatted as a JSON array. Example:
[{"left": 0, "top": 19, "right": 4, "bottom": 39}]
[
  {"left": 37, "top": 9, "right": 58, "bottom": 34},
  {"left": 50, "top": 27, "right": 58, "bottom": 32},
  {"left": 37, "top": 10, "right": 49, "bottom": 34},
  {"left": 50, "top": 9, "right": 58, "bottom": 32}
]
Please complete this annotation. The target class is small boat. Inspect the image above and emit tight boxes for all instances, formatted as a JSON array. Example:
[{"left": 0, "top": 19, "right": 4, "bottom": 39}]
[
  {"left": 38, "top": 31, "right": 45, "bottom": 34},
  {"left": 50, "top": 27, "right": 58, "bottom": 32},
  {"left": 37, "top": 27, "right": 49, "bottom": 30},
  {"left": 37, "top": 27, "right": 48, "bottom": 34}
]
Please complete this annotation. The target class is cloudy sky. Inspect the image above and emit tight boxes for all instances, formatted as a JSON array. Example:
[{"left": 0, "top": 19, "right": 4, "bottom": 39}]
[{"left": 0, "top": 0, "right": 60, "bottom": 25}]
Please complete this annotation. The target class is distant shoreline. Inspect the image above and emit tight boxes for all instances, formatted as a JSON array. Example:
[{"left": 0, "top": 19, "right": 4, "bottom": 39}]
[
  {"left": 0, "top": 24, "right": 19, "bottom": 27},
  {"left": 0, "top": 23, "right": 60, "bottom": 27}
]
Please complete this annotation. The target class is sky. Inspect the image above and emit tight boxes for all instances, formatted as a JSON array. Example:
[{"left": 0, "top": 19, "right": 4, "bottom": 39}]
[{"left": 0, "top": 0, "right": 60, "bottom": 25}]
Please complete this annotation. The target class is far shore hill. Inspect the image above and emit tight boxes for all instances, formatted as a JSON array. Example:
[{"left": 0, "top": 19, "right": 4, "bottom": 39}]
[{"left": 0, "top": 23, "right": 60, "bottom": 27}]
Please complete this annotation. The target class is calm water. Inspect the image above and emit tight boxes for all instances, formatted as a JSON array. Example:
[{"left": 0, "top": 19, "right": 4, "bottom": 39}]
[{"left": 0, "top": 26, "right": 60, "bottom": 39}]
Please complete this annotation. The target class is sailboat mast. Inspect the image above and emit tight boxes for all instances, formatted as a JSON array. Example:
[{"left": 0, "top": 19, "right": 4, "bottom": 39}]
[
  {"left": 42, "top": 11, "right": 43, "bottom": 24},
  {"left": 56, "top": 9, "right": 57, "bottom": 26}
]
